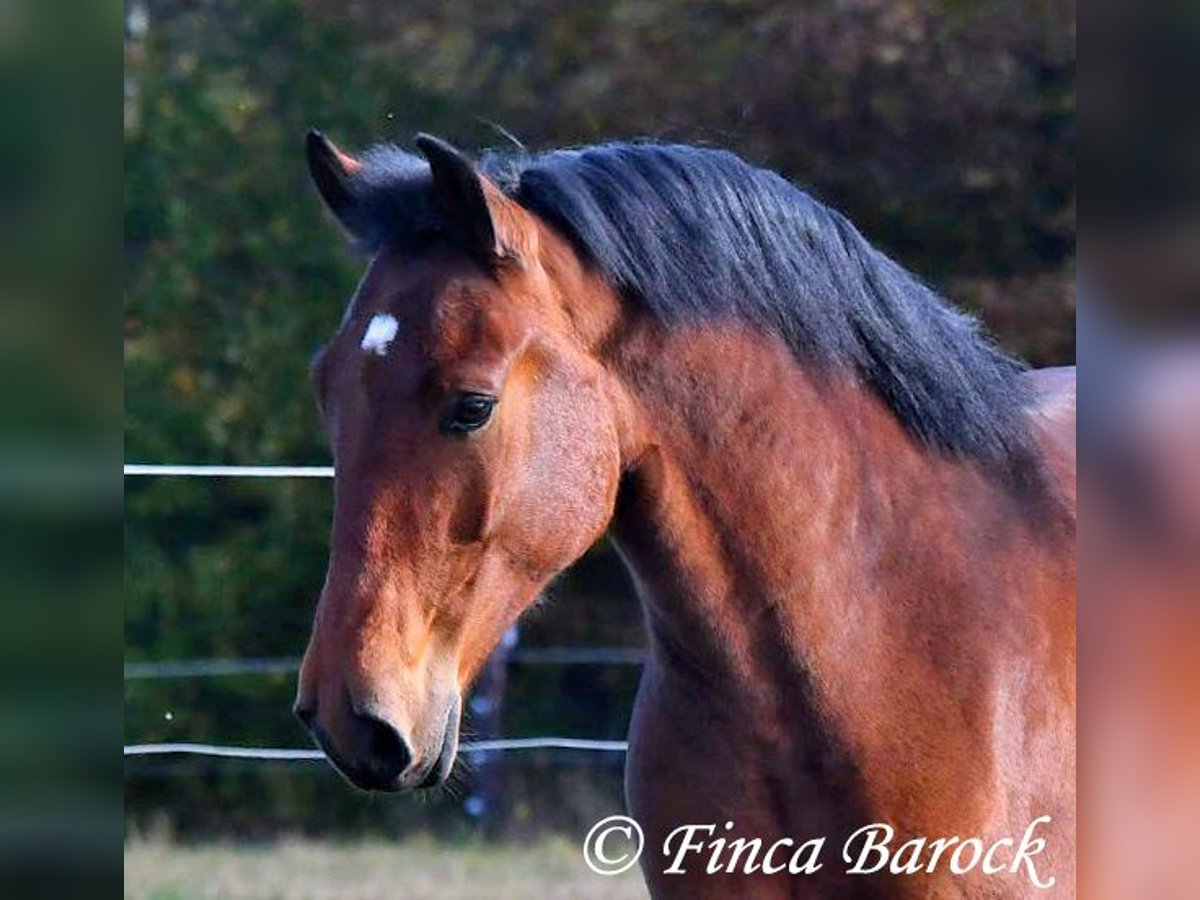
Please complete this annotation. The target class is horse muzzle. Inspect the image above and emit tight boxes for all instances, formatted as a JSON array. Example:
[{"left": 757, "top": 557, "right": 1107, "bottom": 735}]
[{"left": 295, "top": 691, "right": 461, "bottom": 793}]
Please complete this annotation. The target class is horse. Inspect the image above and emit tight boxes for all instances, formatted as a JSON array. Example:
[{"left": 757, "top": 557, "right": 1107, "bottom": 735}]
[{"left": 293, "top": 131, "right": 1076, "bottom": 899}]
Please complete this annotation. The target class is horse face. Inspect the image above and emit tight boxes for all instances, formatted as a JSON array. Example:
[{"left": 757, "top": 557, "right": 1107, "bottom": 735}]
[{"left": 294, "top": 135, "right": 624, "bottom": 791}]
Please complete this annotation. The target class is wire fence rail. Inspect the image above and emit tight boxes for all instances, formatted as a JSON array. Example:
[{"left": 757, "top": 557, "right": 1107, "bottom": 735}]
[
  {"left": 125, "top": 463, "right": 335, "bottom": 478},
  {"left": 124, "top": 648, "right": 644, "bottom": 681},
  {"left": 124, "top": 738, "right": 628, "bottom": 760}
]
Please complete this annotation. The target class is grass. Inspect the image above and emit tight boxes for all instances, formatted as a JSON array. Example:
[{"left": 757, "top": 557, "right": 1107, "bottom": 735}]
[{"left": 124, "top": 836, "right": 651, "bottom": 900}]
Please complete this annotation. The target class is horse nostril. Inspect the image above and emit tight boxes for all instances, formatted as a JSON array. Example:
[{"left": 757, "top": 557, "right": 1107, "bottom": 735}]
[
  {"left": 293, "top": 703, "right": 316, "bottom": 727},
  {"left": 355, "top": 711, "right": 412, "bottom": 781}
]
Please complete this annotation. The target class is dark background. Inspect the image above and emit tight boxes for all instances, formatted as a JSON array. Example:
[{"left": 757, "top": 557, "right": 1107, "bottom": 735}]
[{"left": 123, "top": 0, "right": 1075, "bottom": 839}]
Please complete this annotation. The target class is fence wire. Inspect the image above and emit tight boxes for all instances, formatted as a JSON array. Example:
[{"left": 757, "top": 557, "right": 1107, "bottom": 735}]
[
  {"left": 124, "top": 738, "right": 628, "bottom": 760},
  {"left": 125, "top": 463, "right": 334, "bottom": 478},
  {"left": 124, "top": 648, "right": 644, "bottom": 680}
]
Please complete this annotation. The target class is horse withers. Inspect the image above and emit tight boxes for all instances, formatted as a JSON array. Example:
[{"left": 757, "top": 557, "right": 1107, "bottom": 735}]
[{"left": 293, "top": 132, "right": 1076, "bottom": 898}]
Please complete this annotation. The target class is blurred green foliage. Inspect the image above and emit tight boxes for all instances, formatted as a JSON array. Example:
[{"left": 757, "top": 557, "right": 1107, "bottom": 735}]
[{"left": 124, "top": 0, "right": 1074, "bottom": 837}]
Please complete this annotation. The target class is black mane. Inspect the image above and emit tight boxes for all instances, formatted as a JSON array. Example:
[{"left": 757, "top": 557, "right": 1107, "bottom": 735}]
[{"left": 341, "top": 141, "right": 1032, "bottom": 466}]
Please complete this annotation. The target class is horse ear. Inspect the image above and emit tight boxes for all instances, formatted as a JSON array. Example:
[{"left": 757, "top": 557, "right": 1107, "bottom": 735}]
[
  {"left": 305, "top": 129, "right": 361, "bottom": 227},
  {"left": 415, "top": 133, "right": 500, "bottom": 261}
]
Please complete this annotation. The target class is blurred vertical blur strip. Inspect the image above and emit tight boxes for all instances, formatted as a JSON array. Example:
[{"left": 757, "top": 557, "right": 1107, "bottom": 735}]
[
  {"left": 1082, "top": 2, "right": 1200, "bottom": 898},
  {"left": 0, "top": 0, "right": 120, "bottom": 896},
  {"left": 1084, "top": 0, "right": 1200, "bottom": 323}
]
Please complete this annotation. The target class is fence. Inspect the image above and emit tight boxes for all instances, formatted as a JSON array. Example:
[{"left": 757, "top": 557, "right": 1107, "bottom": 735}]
[
  {"left": 124, "top": 463, "right": 638, "bottom": 770},
  {"left": 124, "top": 648, "right": 645, "bottom": 681}
]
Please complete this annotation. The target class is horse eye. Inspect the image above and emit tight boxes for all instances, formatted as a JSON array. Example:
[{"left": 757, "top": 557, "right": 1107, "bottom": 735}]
[{"left": 440, "top": 392, "right": 497, "bottom": 434}]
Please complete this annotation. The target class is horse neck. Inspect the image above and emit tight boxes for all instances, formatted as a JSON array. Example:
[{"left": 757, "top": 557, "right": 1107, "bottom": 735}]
[{"left": 604, "top": 318, "right": 1045, "bottom": 710}]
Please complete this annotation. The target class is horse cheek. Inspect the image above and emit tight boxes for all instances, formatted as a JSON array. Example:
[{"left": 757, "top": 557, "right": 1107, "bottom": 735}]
[{"left": 518, "top": 386, "right": 619, "bottom": 573}]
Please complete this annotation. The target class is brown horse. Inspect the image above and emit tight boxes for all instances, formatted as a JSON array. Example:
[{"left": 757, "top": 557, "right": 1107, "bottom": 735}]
[{"left": 294, "top": 132, "right": 1076, "bottom": 898}]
